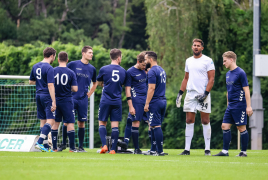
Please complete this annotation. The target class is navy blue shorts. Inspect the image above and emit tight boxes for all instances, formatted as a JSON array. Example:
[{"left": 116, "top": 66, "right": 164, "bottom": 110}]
[
  {"left": 223, "top": 108, "right": 247, "bottom": 126},
  {"left": 128, "top": 103, "right": 146, "bottom": 122},
  {"left": 73, "top": 96, "right": 88, "bottom": 122},
  {"left": 36, "top": 94, "right": 55, "bottom": 120},
  {"left": 98, "top": 103, "right": 122, "bottom": 122},
  {"left": 148, "top": 100, "right": 166, "bottom": 126},
  {"left": 55, "top": 100, "right": 75, "bottom": 123}
]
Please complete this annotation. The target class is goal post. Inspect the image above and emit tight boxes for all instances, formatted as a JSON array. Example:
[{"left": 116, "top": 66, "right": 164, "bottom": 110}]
[{"left": 0, "top": 75, "right": 94, "bottom": 149}]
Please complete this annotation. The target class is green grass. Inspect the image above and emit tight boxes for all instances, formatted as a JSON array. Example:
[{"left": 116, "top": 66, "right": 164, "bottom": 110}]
[{"left": 0, "top": 149, "right": 268, "bottom": 180}]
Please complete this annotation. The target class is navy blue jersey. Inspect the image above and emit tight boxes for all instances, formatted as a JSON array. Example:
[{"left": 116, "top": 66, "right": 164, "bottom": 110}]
[
  {"left": 125, "top": 66, "right": 147, "bottom": 104},
  {"left": 54, "top": 67, "right": 77, "bottom": 102},
  {"left": 67, "top": 60, "right": 96, "bottom": 100},
  {"left": 226, "top": 67, "right": 249, "bottom": 109},
  {"left": 148, "top": 66, "right": 166, "bottom": 103},
  {"left": 97, "top": 64, "right": 127, "bottom": 105},
  {"left": 30, "top": 62, "right": 54, "bottom": 95}
]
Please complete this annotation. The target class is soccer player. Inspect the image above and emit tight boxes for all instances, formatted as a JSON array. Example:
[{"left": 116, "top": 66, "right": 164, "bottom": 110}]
[
  {"left": 29, "top": 47, "right": 57, "bottom": 152},
  {"left": 120, "top": 52, "right": 147, "bottom": 154},
  {"left": 176, "top": 39, "right": 215, "bottom": 156},
  {"left": 213, "top": 51, "right": 253, "bottom": 157},
  {"left": 58, "top": 46, "right": 97, "bottom": 152},
  {"left": 50, "top": 51, "right": 78, "bottom": 152},
  {"left": 98, "top": 49, "right": 127, "bottom": 154},
  {"left": 144, "top": 51, "right": 167, "bottom": 156}
]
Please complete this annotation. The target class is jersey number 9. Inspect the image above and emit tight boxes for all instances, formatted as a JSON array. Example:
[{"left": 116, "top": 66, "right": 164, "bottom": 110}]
[
  {"left": 54, "top": 73, "right": 68, "bottom": 85},
  {"left": 36, "top": 68, "right": 41, "bottom": 79},
  {"left": 112, "top": 70, "right": 120, "bottom": 82}
]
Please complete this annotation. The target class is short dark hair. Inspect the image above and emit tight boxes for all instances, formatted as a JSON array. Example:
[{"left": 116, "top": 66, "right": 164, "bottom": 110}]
[
  {"left": 82, "top": 46, "right": 93, "bottom": 54},
  {"left": 110, "top": 49, "right": 122, "bottom": 60},
  {"left": 58, "top": 51, "right": 68, "bottom": 62},
  {"left": 137, "top": 51, "right": 146, "bottom": 63},
  {"left": 145, "top": 51, "right": 157, "bottom": 61},
  {"left": 192, "top": 38, "right": 204, "bottom": 47},
  {"left": 43, "top": 47, "right": 56, "bottom": 58}
]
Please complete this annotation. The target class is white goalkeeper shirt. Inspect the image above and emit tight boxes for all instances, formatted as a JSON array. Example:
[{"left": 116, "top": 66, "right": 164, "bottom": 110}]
[{"left": 185, "top": 54, "right": 215, "bottom": 94}]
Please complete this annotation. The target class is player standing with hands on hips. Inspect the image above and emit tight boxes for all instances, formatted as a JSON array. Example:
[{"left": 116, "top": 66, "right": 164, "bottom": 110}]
[
  {"left": 144, "top": 51, "right": 167, "bottom": 156},
  {"left": 176, "top": 39, "right": 215, "bottom": 156},
  {"left": 213, "top": 51, "right": 253, "bottom": 157}
]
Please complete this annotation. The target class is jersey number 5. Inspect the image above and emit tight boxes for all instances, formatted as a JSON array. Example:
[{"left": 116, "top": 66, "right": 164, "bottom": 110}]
[
  {"left": 54, "top": 73, "right": 68, "bottom": 85},
  {"left": 112, "top": 70, "right": 120, "bottom": 82}
]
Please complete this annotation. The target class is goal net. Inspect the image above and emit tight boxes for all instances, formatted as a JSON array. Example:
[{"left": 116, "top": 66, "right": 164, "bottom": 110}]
[{"left": 0, "top": 75, "right": 94, "bottom": 149}]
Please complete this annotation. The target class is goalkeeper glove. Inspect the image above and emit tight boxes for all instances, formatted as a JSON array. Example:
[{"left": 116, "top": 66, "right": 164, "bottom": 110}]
[
  {"left": 195, "top": 91, "right": 209, "bottom": 103},
  {"left": 176, "top": 90, "right": 184, "bottom": 108}
]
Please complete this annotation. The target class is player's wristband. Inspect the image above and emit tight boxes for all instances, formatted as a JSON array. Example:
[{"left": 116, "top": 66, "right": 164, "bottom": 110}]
[
  {"left": 127, "top": 97, "right": 132, "bottom": 101},
  {"left": 179, "top": 90, "right": 184, "bottom": 95},
  {"left": 204, "top": 91, "right": 210, "bottom": 96}
]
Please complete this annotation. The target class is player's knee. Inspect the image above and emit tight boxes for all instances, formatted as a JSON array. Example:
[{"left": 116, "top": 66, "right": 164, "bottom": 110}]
[
  {"left": 201, "top": 119, "right": 210, "bottom": 125},
  {"left": 64, "top": 123, "right": 67, "bottom": 126},
  {"left": 186, "top": 118, "right": 195, "bottom": 124},
  {"left": 132, "top": 121, "right": 140, "bottom": 127},
  {"left": 237, "top": 125, "right": 246, "bottom": 132},
  {"left": 221, "top": 124, "right": 229, "bottom": 130},
  {"left": 99, "top": 121, "right": 107, "bottom": 126},
  {"left": 78, "top": 121, "right": 85, "bottom": 128}
]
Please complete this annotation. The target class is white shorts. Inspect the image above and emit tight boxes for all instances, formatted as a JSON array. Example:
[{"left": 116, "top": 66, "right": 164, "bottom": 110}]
[{"left": 183, "top": 90, "right": 211, "bottom": 114}]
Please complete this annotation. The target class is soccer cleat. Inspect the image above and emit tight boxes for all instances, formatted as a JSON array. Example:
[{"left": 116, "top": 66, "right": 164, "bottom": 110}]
[
  {"left": 57, "top": 144, "right": 66, "bottom": 152},
  {"left": 152, "top": 152, "right": 165, "bottom": 156},
  {"left": 35, "top": 142, "right": 49, "bottom": 152},
  {"left": 117, "top": 140, "right": 128, "bottom": 151},
  {"left": 236, "top": 152, "right": 247, "bottom": 157},
  {"left": 213, "top": 151, "right": 229, "bottom": 156},
  {"left": 204, "top": 150, "right": 211, "bottom": 156},
  {"left": 178, "top": 150, "right": 190, "bottom": 155},
  {"left": 163, "top": 152, "right": 169, "bottom": 155},
  {"left": 133, "top": 149, "right": 143, "bottom": 154},
  {"left": 100, "top": 145, "right": 108, "bottom": 154},
  {"left": 69, "top": 148, "right": 78, "bottom": 153},
  {"left": 78, "top": 147, "right": 87, "bottom": 153},
  {"left": 48, "top": 148, "right": 55, "bottom": 152},
  {"left": 144, "top": 151, "right": 157, "bottom": 155},
  {"left": 109, "top": 150, "right": 116, "bottom": 154},
  {"left": 52, "top": 149, "right": 58, "bottom": 152}
]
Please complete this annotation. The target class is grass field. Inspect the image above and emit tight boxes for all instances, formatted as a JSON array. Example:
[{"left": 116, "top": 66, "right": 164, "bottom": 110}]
[{"left": 0, "top": 149, "right": 268, "bottom": 180}]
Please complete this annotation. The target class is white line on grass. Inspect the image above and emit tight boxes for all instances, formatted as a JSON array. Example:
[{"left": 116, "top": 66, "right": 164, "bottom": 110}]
[{"left": 1, "top": 156, "right": 268, "bottom": 166}]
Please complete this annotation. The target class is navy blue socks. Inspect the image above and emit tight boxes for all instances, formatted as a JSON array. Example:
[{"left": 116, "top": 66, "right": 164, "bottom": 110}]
[
  {"left": 223, "top": 129, "right": 231, "bottom": 151},
  {"left": 150, "top": 128, "right": 157, "bottom": 152},
  {"left": 111, "top": 127, "right": 119, "bottom": 151},
  {"left": 99, "top": 125, "right": 107, "bottom": 146},
  {"left": 78, "top": 128, "right": 85, "bottom": 148},
  {"left": 153, "top": 127, "right": 163, "bottom": 153},
  {"left": 124, "top": 117, "right": 132, "bottom": 145},
  {"left": 38, "top": 123, "right": 51, "bottom": 144},
  {"left": 62, "top": 124, "right": 67, "bottom": 145},
  {"left": 241, "top": 130, "right": 249, "bottom": 152},
  {"left": 51, "top": 129, "right": 58, "bottom": 149},
  {"left": 67, "top": 130, "right": 75, "bottom": 150},
  {"left": 131, "top": 127, "right": 139, "bottom": 150}
]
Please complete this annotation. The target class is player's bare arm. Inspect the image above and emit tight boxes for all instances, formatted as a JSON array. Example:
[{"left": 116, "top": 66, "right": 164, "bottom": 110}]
[
  {"left": 71, "top": 85, "right": 78, "bottom": 92},
  {"left": 87, "top": 81, "right": 97, "bottom": 98},
  {"left": 29, "top": 80, "right": 36, "bottom": 85},
  {"left": 125, "top": 86, "right": 135, "bottom": 115},
  {"left": 97, "top": 81, "right": 104, "bottom": 87},
  {"left": 243, "top": 86, "right": 253, "bottom": 117},
  {"left": 144, "top": 83, "right": 156, "bottom": 112},
  {"left": 206, "top": 70, "right": 215, "bottom": 92},
  {"left": 176, "top": 72, "right": 189, "bottom": 108},
  {"left": 48, "top": 83, "right": 56, "bottom": 112}
]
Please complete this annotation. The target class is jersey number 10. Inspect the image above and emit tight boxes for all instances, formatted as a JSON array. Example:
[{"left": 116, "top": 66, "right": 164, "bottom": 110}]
[{"left": 54, "top": 73, "right": 68, "bottom": 85}]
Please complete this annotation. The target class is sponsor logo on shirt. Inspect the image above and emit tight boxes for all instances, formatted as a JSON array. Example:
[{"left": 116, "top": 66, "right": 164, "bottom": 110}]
[
  {"left": 226, "top": 81, "right": 234, "bottom": 85},
  {"left": 76, "top": 73, "right": 88, "bottom": 78},
  {"left": 139, "top": 78, "right": 146, "bottom": 82},
  {"left": 76, "top": 68, "right": 82, "bottom": 70}
]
